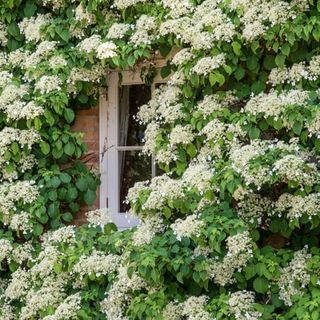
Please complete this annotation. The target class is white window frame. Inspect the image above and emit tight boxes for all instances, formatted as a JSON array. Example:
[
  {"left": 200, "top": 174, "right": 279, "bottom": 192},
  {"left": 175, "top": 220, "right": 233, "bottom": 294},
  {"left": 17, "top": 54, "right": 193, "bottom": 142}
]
[{"left": 99, "top": 66, "right": 168, "bottom": 229}]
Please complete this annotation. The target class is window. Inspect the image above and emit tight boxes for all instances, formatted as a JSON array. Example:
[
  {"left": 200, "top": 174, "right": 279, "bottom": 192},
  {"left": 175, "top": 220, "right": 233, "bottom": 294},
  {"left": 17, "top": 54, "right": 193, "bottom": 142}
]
[{"left": 99, "top": 69, "right": 167, "bottom": 229}]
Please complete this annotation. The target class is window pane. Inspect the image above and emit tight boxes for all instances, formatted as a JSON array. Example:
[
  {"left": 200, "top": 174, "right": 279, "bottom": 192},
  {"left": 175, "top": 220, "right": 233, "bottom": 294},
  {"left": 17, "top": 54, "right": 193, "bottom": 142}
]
[
  {"left": 118, "top": 84, "right": 151, "bottom": 147},
  {"left": 119, "top": 150, "right": 151, "bottom": 212}
]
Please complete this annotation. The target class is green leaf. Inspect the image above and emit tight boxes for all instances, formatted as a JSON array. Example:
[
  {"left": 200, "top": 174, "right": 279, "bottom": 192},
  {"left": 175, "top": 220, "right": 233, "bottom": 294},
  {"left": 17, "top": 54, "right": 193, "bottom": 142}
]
[
  {"left": 11, "top": 142, "right": 19, "bottom": 155},
  {"left": 64, "top": 108, "right": 75, "bottom": 123},
  {"left": 48, "top": 190, "right": 58, "bottom": 201},
  {"left": 232, "top": 42, "right": 242, "bottom": 55},
  {"left": 24, "top": 1, "right": 37, "bottom": 17},
  {"left": 56, "top": 27, "right": 70, "bottom": 42},
  {"left": 33, "top": 223, "right": 44, "bottom": 236},
  {"left": 247, "top": 55, "right": 259, "bottom": 71},
  {"left": 49, "top": 176, "right": 61, "bottom": 188},
  {"left": 214, "top": 72, "right": 225, "bottom": 86},
  {"left": 64, "top": 142, "right": 75, "bottom": 156},
  {"left": 48, "top": 202, "right": 60, "bottom": 219},
  {"left": 76, "top": 177, "right": 88, "bottom": 192},
  {"left": 84, "top": 189, "right": 96, "bottom": 206},
  {"left": 275, "top": 54, "right": 286, "bottom": 67},
  {"left": 40, "top": 141, "right": 50, "bottom": 155},
  {"left": 159, "top": 44, "right": 171, "bottom": 57},
  {"left": 209, "top": 73, "right": 217, "bottom": 86},
  {"left": 186, "top": 144, "right": 197, "bottom": 158},
  {"left": 62, "top": 212, "right": 73, "bottom": 222},
  {"left": 281, "top": 43, "right": 290, "bottom": 56},
  {"left": 7, "top": 22, "right": 20, "bottom": 37},
  {"left": 160, "top": 65, "right": 171, "bottom": 78},
  {"left": 67, "top": 187, "right": 78, "bottom": 201},
  {"left": 253, "top": 277, "right": 269, "bottom": 293},
  {"left": 60, "top": 173, "right": 71, "bottom": 183},
  {"left": 293, "top": 121, "right": 302, "bottom": 135},
  {"left": 234, "top": 67, "right": 245, "bottom": 80},
  {"left": 249, "top": 127, "right": 260, "bottom": 139}
]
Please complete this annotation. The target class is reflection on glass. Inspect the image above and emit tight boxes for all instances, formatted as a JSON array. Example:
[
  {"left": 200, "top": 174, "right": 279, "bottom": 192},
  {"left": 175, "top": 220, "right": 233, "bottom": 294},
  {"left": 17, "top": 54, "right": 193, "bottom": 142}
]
[
  {"left": 119, "top": 151, "right": 151, "bottom": 212},
  {"left": 118, "top": 84, "right": 151, "bottom": 146}
]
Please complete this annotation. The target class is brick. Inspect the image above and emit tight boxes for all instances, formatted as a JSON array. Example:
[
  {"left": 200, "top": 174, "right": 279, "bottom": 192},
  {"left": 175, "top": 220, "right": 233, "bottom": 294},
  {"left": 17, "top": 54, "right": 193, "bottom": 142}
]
[{"left": 71, "top": 106, "right": 101, "bottom": 225}]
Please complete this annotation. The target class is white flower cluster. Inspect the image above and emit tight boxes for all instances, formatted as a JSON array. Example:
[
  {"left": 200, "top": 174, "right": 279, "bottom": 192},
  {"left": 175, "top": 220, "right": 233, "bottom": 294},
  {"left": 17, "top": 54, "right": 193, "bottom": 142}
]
[
  {"left": 0, "top": 239, "right": 12, "bottom": 264},
  {"left": 0, "top": 82, "right": 43, "bottom": 121},
  {"left": 137, "top": 84, "right": 182, "bottom": 125},
  {"left": 182, "top": 163, "right": 213, "bottom": 193},
  {"left": 107, "top": 23, "right": 132, "bottom": 39},
  {"left": 75, "top": 4, "right": 96, "bottom": 24},
  {"left": 171, "top": 214, "right": 204, "bottom": 241},
  {"left": 41, "top": 226, "right": 76, "bottom": 246},
  {"left": 169, "top": 124, "right": 194, "bottom": 146},
  {"left": 236, "top": 193, "right": 272, "bottom": 224},
  {"left": 142, "top": 175, "right": 184, "bottom": 211},
  {"left": 160, "top": 0, "right": 236, "bottom": 49},
  {"left": 269, "top": 55, "right": 320, "bottom": 86},
  {"left": 19, "top": 14, "right": 52, "bottom": 43},
  {"left": 163, "top": 296, "right": 212, "bottom": 320},
  {"left": 278, "top": 248, "right": 311, "bottom": 306},
  {"left": 191, "top": 54, "right": 226, "bottom": 75},
  {"left": 19, "top": 277, "right": 66, "bottom": 320},
  {"left": 73, "top": 251, "right": 121, "bottom": 280},
  {"left": 171, "top": 48, "right": 195, "bottom": 66},
  {"left": 77, "top": 35, "right": 101, "bottom": 54},
  {"left": 0, "top": 180, "right": 39, "bottom": 217},
  {"left": 7, "top": 49, "right": 29, "bottom": 68},
  {"left": 130, "top": 15, "right": 157, "bottom": 46},
  {"left": 35, "top": 75, "right": 62, "bottom": 94},
  {"left": 230, "top": 139, "right": 315, "bottom": 189},
  {"left": 228, "top": 290, "right": 262, "bottom": 320},
  {"left": 0, "top": 22, "right": 8, "bottom": 47},
  {"left": 97, "top": 41, "right": 118, "bottom": 59},
  {"left": 161, "top": 0, "right": 194, "bottom": 18},
  {"left": 0, "top": 304, "right": 14, "bottom": 320},
  {"left": 42, "top": 293, "right": 81, "bottom": 320},
  {"left": 113, "top": 0, "right": 148, "bottom": 10},
  {"left": 273, "top": 154, "right": 318, "bottom": 186},
  {"left": 9, "top": 211, "right": 33, "bottom": 234},
  {"left": 142, "top": 121, "right": 160, "bottom": 155},
  {"left": 132, "top": 214, "right": 165, "bottom": 246},
  {"left": 207, "top": 231, "right": 253, "bottom": 286},
  {"left": 201, "top": 119, "right": 244, "bottom": 143},
  {"left": 86, "top": 208, "right": 112, "bottom": 227},
  {"left": 11, "top": 242, "right": 33, "bottom": 264},
  {"left": 4, "top": 268, "right": 30, "bottom": 300},
  {"left": 243, "top": 89, "right": 309, "bottom": 120},
  {"left": 67, "top": 66, "right": 104, "bottom": 93},
  {"left": 196, "top": 91, "right": 238, "bottom": 117},
  {"left": 276, "top": 193, "right": 320, "bottom": 221},
  {"left": 0, "top": 71, "right": 13, "bottom": 88},
  {"left": 0, "top": 127, "right": 41, "bottom": 151},
  {"left": 228, "top": 0, "right": 308, "bottom": 42},
  {"left": 101, "top": 266, "right": 146, "bottom": 319},
  {"left": 48, "top": 55, "right": 68, "bottom": 69}
]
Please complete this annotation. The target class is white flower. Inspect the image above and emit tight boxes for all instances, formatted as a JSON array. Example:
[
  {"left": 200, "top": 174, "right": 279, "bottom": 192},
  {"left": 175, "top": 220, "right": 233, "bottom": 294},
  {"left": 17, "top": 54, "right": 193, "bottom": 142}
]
[
  {"left": 86, "top": 208, "right": 112, "bottom": 227},
  {"left": 97, "top": 41, "right": 118, "bottom": 59},
  {"left": 77, "top": 35, "right": 101, "bottom": 54},
  {"left": 107, "top": 23, "right": 131, "bottom": 39},
  {"left": 191, "top": 54, "right": 226, "bottom": 76},
  {"left": 171, "top": 214, "right": 204, "bottom": 241},
  {"left": 19, "top": 14, "right": 52, "bottom": 43},
  {"left": 35, "top": 75, "right": 62, "bottom": 94}
]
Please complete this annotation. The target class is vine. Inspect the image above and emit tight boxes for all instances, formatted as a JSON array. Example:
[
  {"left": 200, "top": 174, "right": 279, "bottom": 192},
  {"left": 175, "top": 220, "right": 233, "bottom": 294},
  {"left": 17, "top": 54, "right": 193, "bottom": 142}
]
[{"left": 1, "top": 0, "right": 320, "bottom": 319}]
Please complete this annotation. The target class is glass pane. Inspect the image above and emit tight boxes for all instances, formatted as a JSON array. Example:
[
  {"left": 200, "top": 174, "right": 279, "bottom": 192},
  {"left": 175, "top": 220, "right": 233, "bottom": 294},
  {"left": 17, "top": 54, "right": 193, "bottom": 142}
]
[
  {"left": 118, "top": 84, "right": 151, "bottom": 146},
  {"left": 119, "top": 150, "right": 151, "bottom": 212}
]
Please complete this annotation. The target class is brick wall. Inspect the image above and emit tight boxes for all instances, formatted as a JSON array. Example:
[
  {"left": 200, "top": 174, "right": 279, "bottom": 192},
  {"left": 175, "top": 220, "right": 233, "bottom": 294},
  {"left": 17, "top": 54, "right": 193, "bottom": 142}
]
[{"left": 71, "top": 106, "right": 100, "bottom": 225}]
